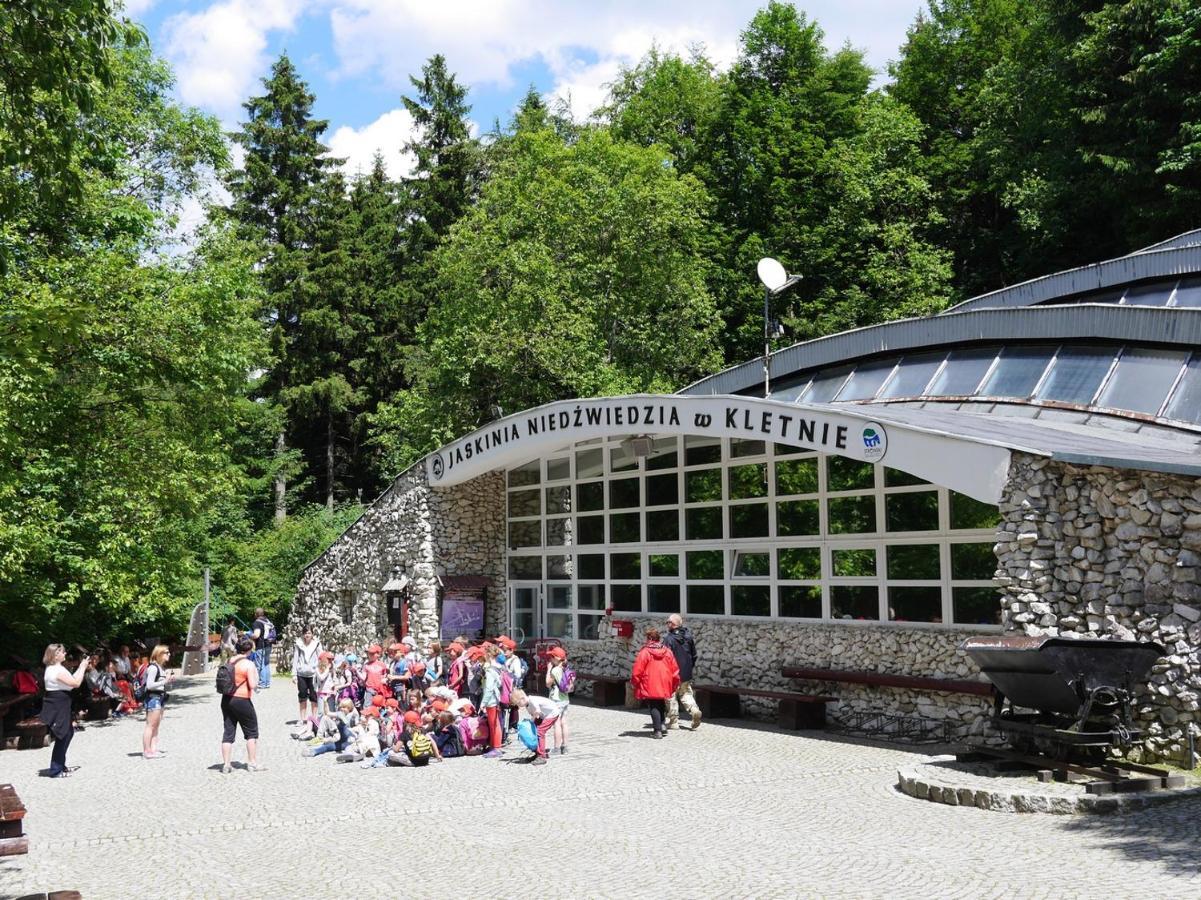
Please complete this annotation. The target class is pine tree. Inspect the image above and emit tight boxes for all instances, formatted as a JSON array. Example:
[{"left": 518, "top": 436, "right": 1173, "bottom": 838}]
[
  {"left": 401, "top": 54, "right": 478, "bottom": 253},
  {"left": 225, "top": 54, "right": 339, "bottom": 519}
]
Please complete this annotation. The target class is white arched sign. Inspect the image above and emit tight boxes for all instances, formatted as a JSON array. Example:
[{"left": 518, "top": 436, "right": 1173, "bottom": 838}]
[{"left": 425, "top": 394, "right": 1012, "bottom": 503}]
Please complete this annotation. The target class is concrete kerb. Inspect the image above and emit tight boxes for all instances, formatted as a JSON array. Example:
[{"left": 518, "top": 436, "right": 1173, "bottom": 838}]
[{"left": 897, "top": 758, "right": 1201, "bottom": 814}]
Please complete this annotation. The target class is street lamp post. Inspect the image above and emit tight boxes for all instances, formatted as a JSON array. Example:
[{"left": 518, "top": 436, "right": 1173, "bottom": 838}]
[{"left": 757, "top": 257, "right": 802, "bottom": 397}]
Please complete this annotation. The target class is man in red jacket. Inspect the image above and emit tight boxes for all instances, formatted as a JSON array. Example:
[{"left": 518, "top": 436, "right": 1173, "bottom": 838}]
[{"left": 631, "top": 628, "right": 680, "bottom": 739}]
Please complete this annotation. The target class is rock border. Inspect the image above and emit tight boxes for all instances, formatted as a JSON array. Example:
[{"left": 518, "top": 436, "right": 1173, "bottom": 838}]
[{"left": 897, "top": 764, "right": 1201, "bottom": 814}]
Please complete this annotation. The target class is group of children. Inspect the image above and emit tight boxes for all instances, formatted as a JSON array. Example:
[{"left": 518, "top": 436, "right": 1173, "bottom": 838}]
[{"left": 293, "top": 634, "right": 574, "bottom": 768}]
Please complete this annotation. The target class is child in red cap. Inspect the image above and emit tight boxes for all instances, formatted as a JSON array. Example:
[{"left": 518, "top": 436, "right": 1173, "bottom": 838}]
[
  {"left": 387, "top": 709, "right": 441, "bottom": 767},
  {"left": 545, "top": 646, "right": 571, "bottom": 755}
]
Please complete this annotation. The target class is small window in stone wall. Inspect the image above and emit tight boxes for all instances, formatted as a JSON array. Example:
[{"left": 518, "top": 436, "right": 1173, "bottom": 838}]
[{"left": 339, "top": 590, "right": 355, "bottom": 626}]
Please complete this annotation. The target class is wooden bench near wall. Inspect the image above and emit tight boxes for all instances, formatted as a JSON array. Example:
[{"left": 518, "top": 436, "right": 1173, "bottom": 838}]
[
  {"left": 693, "top": 685, "right": 836, "bottom": 730},
  {"left": 0, "top": 783, "right": 28, "bottom": 858}
]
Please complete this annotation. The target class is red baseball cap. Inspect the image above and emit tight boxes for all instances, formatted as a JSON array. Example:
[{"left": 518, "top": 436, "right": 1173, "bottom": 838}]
[
  {"left": 367, "top": 644, "right": 382, "bottom": 654},
  {"left": 548, "top": 647, "right": 567, "bottom": 660},
  {"left": 385, "top": 698, "right": 399, "bottom": 709},
  {"left": 371, "top": 695, "right": 386, "bottom": 707},
  {"left": 403, "top": 711, "right": 421, "bottom": 725},
  {"left": 447, "top": 642, "right": 464, "bottom": 654}
]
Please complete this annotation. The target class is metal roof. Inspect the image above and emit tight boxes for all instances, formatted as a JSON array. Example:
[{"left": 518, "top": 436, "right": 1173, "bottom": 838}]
[
  {"left": 850, "top": 403, "right": 1201, "bottom": 478},
  {"left": 1131, "top": 228, "right": 1201, "bottom": 255},
  {"left": 682, "top": 304, "right": 1201, "bottom": 397},
  {"left": 944, "top": 245, "right": 1201, "bottom": 314}
]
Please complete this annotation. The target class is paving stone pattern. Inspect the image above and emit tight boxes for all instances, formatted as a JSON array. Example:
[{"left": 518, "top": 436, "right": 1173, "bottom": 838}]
[{"left": 1, "top": 675, "right": 1199, "bottom": 899}]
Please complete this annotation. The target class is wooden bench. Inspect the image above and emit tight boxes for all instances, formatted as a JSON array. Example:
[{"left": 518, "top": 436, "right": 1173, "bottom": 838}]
[
  {"left": 781, "top": 666, "right": 993, "bottom": 696},
  {"left": 575, "top": 672, "right": 628, "bottom": 707},
  {"left": 0, "top": 783, "right": 27, "bottom": 858},
  {"left": 10, "top": 718, "right": 47, "bottom": 750},
  {"left": 693, "top": 684, "right": 836, "bottom": 730}
]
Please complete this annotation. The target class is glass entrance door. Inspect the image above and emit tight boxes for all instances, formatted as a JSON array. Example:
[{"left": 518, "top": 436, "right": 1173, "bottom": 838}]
[
  {"left": 545, "top": 584, "right": 574, "bottom": 639},
  {"left": 509, "top": 582, "right": 540, "bottom": 644}
]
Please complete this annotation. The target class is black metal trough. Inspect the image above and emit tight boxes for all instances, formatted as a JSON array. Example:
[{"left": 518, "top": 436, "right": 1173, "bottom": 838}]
[{"left": 961, "top": 635, "right": 1165, "bottom": 761}]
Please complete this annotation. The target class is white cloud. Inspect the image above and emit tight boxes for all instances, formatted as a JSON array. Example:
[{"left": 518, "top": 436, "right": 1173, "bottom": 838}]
[
  {"left": 163, "top": 0, "right": 307, "bottom": 119},
  {"left": 120, "top": 0, "right": 158, "bottom": 17},
  {"left": 327, "top": 1, "right": 921, "bottom": 118},
  {"left": 327, "top": 108, "right": 419, "bottom": 179}
]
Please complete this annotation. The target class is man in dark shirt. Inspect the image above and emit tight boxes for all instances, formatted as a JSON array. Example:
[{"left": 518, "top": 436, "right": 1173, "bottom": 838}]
[
  {"left": 663, "top": 613, "right": 701, "bottom": 730},
  {"left": 251, "top": 607, "right": 273, "bottom": 690}
]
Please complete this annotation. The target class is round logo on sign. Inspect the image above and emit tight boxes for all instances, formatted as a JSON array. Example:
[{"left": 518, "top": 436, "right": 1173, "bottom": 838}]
[
  {"left": 430, "top": 454, "right": 445, "bottom": 480},
  {"left": 860, "top": 423, "right": 887, "bottom": 462}
]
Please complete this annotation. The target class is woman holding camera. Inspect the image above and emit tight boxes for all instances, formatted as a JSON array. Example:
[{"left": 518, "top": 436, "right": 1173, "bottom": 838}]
[{"left": 40, "top": 644, "right": 91, "bottom": 777}]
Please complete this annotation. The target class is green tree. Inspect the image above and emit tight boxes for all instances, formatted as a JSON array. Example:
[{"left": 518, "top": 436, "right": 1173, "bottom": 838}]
[
  {"left": 0, "top": 0, "right": 145, "bottom": 267},
  {"left": 600, "top": 46, "right": 721, "bottom": 172},
  {"left": 401, "top": 54, "right": 479, "bottom": 256},
  {"left": 371, "top": 126, "right": 722, "bottom": 471},
  {"left": 699, "top": 2, "right": 948, "bottom": 359},
  {"left": 226, "top": 54, "right": 340, "bottom": 520}
]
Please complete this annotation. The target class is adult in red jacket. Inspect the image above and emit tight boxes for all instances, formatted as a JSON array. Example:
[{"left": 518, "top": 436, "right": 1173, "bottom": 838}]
[{"left": 631, "top": 628, "right": 680, "bottom": 739}]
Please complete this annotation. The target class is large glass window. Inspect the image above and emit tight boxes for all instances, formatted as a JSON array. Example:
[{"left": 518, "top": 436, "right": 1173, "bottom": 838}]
[
  {"left": 979, "top": 345, "right": 1055, "bottom": 398},
  {"left": 801, "top": 366, "right": 852, "bottom": 403},
  {"left": 1173, "top": 277, "right": 1201, "bottom": 309},
  {"left": 506, "top": 437, "right": 1002, "bottom": 633},
  {"left": 1165, "top": 355, "right": 1201, "bottom": 425},
  {"left": 1098, "top": 348, "right": 1189, "bottom": 415},
  {"left": 878, "top": 353, "right": 944, "bottom": 398},
  {"left": 927, "top": 347, "right": 995, "bottom": 396},
  {"left": 1035, "top": 346, "right": 1114, "bottom": 404},
  {"left": 836, "top": 359, "right": 897, "bottom": 401}
]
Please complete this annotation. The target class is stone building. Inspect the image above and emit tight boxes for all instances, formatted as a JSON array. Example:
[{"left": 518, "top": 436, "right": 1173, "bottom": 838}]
[{"left": 291, "top": 230, "right": 1201, "bottom": 762}]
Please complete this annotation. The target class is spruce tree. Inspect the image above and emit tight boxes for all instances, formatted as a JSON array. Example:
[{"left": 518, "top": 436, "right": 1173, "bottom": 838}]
[{"left": 226, "top": 54, "right": 338, "bottom": 519}]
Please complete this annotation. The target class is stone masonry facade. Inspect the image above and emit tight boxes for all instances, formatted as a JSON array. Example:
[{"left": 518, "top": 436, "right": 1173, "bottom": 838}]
[
  {"left": 289, "top": 448, "right": 1198, "bottom": 761},
  {"left": 995, "top": 452, "right": 1201, "bottom": 763},
  {"left": 286, "top": 464, "right": 506, "bottom": 653}
]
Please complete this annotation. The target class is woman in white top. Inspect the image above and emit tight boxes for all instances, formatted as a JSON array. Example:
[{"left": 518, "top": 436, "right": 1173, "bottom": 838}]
[{"left": 40, "top": 644, "right": 90, "bottom": 778}]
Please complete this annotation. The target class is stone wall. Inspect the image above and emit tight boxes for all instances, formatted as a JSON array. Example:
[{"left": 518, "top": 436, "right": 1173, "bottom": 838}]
[
  {"left": 995, "top": 452, "right": 1201, "bottom": 762},
  {"left": 285, "top": 464, "right": 506, "bottom": 653},
  {"left": 557, "top": 615, "right": 994, "bottom": 738}
]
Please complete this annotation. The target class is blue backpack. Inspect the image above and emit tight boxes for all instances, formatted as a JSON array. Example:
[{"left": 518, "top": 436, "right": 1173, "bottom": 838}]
[{"left": 516, "top": 718, "right": 538, "bottom": 752}]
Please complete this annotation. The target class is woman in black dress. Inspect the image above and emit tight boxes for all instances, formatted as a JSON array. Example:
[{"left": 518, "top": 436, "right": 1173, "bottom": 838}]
[{"left": 40, "top": 644, "right": 91, "bottom": 777}]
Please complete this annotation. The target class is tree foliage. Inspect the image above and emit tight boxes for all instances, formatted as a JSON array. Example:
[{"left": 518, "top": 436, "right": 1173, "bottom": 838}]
[{"left": 371, "top": 126, "right": 723, "bottom": 471}]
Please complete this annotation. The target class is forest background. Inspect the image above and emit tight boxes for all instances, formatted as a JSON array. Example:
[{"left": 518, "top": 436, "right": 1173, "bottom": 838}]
[{"left": 2, "top": 0, "right": 1199, "bottom": 654}]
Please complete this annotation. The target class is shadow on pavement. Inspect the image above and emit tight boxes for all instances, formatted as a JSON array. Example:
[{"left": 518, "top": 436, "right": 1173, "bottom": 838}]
[{"left": 1058, "top": 801, "right": 1201, "bottom": 874}]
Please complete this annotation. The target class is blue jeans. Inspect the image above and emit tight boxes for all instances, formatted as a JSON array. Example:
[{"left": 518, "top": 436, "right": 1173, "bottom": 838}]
[
  {"left": 256, "top": 648, "right": 271, "bottom": 688},
  {"left": 310, "top": 720, "right": 351, "bottom": 756}
]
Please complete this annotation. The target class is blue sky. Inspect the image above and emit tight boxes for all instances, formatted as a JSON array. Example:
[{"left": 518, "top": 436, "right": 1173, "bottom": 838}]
[{"left": 125, "top": 1, "right": 925, "bottom": 178}]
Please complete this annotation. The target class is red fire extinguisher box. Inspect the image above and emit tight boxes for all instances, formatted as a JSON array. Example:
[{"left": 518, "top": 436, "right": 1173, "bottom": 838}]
[{"left": 612, "top": 620, "right": 634, "bottom": 638}]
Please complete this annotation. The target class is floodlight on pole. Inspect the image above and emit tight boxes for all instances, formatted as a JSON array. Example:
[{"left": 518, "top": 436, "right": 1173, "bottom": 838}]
[{"left": 757, "top": 257, "right": 801, "bottom": 397}]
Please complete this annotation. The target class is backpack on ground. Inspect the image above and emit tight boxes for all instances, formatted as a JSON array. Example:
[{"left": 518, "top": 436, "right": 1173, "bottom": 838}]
[
  {"left": 407, "top": 729, "right": 434, "bottom": 760},
  {"left": 516, "top": 717, "right": 538, "bottom": 752},
  {"left": 215, "top": 659, "right": 238, "bottom": 696},
  {"left": 455, "top": 715, "right": 489, "bottom": 754},
  {"left": 133, "top": 663, "right": 149, "bottom": 701},
  {"left": 557, "top": 664, "right": 577, "bottom": 695}
]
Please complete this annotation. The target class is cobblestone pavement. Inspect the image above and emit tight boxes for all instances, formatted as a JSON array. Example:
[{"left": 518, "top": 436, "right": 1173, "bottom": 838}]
[{"left": 2, "top": 674, "right": 1200, "bottom": 899}]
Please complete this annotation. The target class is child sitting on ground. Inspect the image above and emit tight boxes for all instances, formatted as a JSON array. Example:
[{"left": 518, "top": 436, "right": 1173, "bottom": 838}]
[
  {"left": 386, "top": 711, "right": 441, "bottom": 767},
  {"left": 302, "top": 698, "right": 359, "bottom": 757}
]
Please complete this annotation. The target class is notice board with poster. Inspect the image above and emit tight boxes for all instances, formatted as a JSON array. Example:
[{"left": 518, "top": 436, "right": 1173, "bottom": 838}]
[{"left": 438, "top": 576, "right": 491, "bottom": 642}]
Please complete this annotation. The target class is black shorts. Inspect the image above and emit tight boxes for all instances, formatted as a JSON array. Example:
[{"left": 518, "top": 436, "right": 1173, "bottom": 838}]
[
  {"left": 296, "top": 675, "right": 317, "bottom": 703},
  {"left": 221, "top": 696, "right": 259, "bottom": 743}
]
